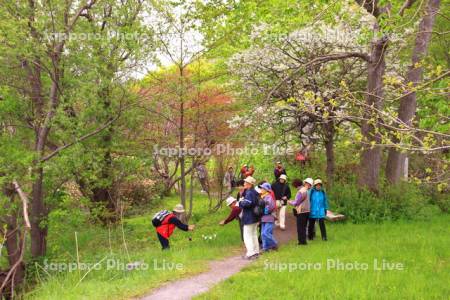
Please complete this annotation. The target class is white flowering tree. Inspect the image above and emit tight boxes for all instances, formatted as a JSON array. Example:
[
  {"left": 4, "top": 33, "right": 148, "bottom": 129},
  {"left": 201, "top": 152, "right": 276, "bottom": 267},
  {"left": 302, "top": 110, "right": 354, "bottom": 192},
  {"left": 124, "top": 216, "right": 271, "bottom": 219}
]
[
  {"left": 227, "top": 15, "right": 375, "bottom": 185},
  {"left": 205, "top": 0, "right": 448, "bottom": 191}
]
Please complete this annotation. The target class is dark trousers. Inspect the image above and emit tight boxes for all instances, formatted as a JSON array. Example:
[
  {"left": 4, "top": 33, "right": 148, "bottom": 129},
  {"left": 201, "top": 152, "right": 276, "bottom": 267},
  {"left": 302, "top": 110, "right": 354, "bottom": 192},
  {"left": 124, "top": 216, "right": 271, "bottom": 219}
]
[
  {"left": 157, "top": 233, "right": 170, "bottom": 250},
  {"left": 296, "top": 212, "right": 309, "bottom": 244},
  {"left": 306, "top": 218, "right": 315, "bottom": 239},
  {"left": 258, "top": 222, "right": 262, "bottom": 245},
  {"left": 308, "top": 218, "right": 326, "bottom": 240},
  {"left": 238, "top": 218, "right": 244, "bottom": 242}
]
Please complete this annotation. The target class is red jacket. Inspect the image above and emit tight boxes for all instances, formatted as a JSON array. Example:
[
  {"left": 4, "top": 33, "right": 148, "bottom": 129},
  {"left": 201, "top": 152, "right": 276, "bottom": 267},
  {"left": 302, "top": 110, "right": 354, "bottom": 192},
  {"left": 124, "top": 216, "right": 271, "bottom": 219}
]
[{"left": 156, "top": 214, "right": 176, "bottom": 239}]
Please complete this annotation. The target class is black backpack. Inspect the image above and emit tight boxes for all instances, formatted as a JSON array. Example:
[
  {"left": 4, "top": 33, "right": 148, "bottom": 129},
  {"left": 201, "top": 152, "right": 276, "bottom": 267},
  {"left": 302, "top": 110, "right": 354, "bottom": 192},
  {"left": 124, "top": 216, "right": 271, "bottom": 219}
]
[
  {"left": 252, "top": 196, "right": 265, "bottom": 219},
  {"left": 152, "top": 210, "right": 171, "bottom": 227}
]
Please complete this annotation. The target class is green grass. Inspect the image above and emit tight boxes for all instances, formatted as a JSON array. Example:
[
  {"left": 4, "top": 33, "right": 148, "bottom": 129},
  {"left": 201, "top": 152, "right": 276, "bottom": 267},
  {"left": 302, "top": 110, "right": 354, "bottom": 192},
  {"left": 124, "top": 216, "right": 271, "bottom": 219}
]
[
  {"left": 195, "top": 215, "right": 450, "bottom": 300},
  {"left": 24, "top": 188, "right": 450, "bottom": 300},
  {"left": 26, "top": 193, "right": 244, "bottom": 300}
]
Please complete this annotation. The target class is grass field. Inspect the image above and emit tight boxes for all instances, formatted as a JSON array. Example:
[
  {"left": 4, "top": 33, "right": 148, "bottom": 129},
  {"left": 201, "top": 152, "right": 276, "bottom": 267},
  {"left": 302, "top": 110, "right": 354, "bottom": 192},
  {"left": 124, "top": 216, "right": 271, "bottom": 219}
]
[
  {"left": 195, "top": 214, "right": 450, "bottom": 300},
  {"left": 23, "top": 189, "right": 449, "bottom": 300},
  {"left": 26, "top": 193, "right": 244, "bottom": 300}
]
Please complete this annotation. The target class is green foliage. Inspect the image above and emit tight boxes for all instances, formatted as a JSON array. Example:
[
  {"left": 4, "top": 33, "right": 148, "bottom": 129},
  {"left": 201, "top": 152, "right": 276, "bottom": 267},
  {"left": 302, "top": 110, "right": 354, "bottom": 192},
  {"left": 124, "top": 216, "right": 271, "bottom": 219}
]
[{"left": 329, "top": 182, "right": 443, "bottom": 223}]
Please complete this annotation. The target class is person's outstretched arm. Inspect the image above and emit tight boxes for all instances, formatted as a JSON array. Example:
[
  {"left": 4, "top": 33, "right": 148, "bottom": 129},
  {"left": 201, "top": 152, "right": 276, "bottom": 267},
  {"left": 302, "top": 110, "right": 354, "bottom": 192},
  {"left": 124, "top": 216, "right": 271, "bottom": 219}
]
[
  {"left": 169, "top": 217, "right": 189, "bottom": 231},
  {"left": 289, "top": 191, "right": 304, "bottom": 206},
  {"left": 223, "top": 206, "right": 241, "bottom": 224}
]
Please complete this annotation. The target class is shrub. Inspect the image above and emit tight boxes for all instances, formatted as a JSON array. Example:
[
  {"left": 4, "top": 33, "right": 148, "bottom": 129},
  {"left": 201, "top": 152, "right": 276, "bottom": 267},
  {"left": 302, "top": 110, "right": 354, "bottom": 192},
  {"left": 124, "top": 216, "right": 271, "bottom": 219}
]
[{"left": 328, "top": 182, "right": 442, "bottom": 223}]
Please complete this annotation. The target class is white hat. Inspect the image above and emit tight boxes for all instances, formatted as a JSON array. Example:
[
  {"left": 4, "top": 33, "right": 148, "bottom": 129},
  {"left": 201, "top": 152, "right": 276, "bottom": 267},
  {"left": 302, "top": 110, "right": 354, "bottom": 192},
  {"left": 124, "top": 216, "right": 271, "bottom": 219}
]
[
  {"left": 244, "top": 176, "right": 256, "bottom": 185},
  {"left": 173, "top": 204, "right": 185, "bottom": 213},
  {"left": 225, "top": 196, "right": 236, "bottom": 206},
  {"left": 254, "top": 186, "right": 262, "bottom": 193},
  {"left": 279, "top": 174, "right": 288, "bottom": 180},
  {"left": 314, "top": 179, "right": 323, "bottom": 185},
  {"left": 304, "top": 178, "right": 314, "bottom": 186}
]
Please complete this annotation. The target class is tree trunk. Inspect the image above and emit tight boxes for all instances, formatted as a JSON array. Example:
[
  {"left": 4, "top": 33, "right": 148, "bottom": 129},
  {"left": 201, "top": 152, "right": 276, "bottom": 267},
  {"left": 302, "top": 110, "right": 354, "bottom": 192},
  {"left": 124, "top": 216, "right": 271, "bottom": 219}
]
[
  {"left": 324, "top": 125, "right": 335, "bottom": 188},
  {"left": 30, "top": 166, "right": 47, "bottom": 257},
  {"left": 1, "top": 187, "right": 25, "bottom": 295},
  {"left": 5, "top": 213, "right": 25, "bottom": 289},
  {"left": 188, "top": 162, "right": 194, "bottom": 221},
  {"left": 386, "top": 0, "right": 441, "bottom": 183},
  {"left": 91, "top": 86, "right": 116, "bottom": 223},
  {"left": 179, "top": 66, "right": 186, "bottom": 208},
  {"left": 358, "top": 35, "right": 388, "bottom": 193}
]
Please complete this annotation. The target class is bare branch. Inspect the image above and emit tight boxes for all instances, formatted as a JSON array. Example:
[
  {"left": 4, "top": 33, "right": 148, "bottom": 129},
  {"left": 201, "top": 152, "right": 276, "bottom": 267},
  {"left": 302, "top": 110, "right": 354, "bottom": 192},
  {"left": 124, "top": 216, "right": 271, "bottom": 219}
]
[
  {"left": 399, "top": 0, "right": 418, "bottom": 16},
  {"left": 40, "top": 107, "right": 124, "bottom": 162},
  {"left": 11, "top": 181, "right": 31, "bottom": 229}
]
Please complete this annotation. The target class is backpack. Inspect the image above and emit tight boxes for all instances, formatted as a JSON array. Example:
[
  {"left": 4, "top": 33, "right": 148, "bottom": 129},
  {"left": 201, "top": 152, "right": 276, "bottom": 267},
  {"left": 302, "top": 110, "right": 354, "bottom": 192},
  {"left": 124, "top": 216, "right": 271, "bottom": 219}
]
[
  {"left": 152, "top": 210, "right": 171, "bottom": 227},
  {"left": 252, "top": 196, "right": 266, "bottom": 219}
]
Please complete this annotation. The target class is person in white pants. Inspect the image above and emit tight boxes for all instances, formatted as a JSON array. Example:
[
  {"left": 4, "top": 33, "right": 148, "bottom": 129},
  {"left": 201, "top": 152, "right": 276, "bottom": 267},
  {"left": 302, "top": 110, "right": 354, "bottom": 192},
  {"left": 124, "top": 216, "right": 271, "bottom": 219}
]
[
  {"left": 272, "top": 174, "right": 291, "bottom": 230},
  {"left": 278, "top": 203, "right": 287, "bottom": 229},
  {"left": 243, "top": 222, "right": 259, "bottom": 257},
  {"left": 238, "top": 176, "right": 260, "bottom": 260}
]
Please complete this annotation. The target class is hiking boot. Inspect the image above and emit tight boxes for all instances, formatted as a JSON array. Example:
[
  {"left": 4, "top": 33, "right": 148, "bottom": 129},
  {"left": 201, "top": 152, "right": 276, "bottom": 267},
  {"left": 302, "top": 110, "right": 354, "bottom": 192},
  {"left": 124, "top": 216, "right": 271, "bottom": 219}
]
[
  {"left": 298, "top": 242, "right": 307, "bottom": 246},
  {"left": 322, "top": 237, "right": 327, "bottom": 241}
]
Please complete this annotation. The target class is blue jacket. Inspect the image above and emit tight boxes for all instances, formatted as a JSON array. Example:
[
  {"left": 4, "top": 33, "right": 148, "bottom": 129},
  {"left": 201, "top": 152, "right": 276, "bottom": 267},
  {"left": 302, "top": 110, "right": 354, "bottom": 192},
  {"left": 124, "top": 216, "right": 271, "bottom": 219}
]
[
  {"left": 309, "top": 188, "right": 328, "bottom": 219},
  {"left": 238, "top": 188, "right": 259, "bottom": 225}
]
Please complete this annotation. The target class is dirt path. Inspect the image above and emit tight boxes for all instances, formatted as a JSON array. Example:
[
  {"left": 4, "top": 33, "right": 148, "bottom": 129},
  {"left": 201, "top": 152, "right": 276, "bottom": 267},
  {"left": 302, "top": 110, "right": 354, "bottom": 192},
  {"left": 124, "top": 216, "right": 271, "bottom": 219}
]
[{"left": 139, "top": 212, "right": 297, "bottom": 300}]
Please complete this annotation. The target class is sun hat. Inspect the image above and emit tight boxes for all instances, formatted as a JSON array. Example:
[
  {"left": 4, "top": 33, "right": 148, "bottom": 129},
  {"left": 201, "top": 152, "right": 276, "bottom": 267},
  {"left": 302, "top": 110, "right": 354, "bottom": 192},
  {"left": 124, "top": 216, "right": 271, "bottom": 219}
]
[
  {"left": 304, "top": 178, "right": 314, "bottom": 186},
  {"left": 226, "top": 196, "right": 237, "bottom": 206},
  {"left": 279, "top": 174, "right": 288, "bottom": 180},
  {"left": 314, "top": 179, "right": 323, "bottom": 186},
  {"left": 261, "top": 182, "right": 272, "bottom": 191},
  {"left": 244, "top": 176, "right": 256, "bottom": 185},
  {"left": 276, "top": 161, "right": 282, "bottom": 164},
  {"left": 173, "top": 204, "right": 185, "bottom": 213}
]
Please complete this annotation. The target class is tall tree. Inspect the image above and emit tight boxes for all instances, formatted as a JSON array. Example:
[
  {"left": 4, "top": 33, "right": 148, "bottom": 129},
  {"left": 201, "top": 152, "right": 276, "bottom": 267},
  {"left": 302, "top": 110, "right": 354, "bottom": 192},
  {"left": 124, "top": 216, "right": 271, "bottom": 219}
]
[
  {"left": 0, "top": 0, "right": 151, "bottom": 257},
  {"left": 386, "top": 0, "right": 441, "bottom": 183}
]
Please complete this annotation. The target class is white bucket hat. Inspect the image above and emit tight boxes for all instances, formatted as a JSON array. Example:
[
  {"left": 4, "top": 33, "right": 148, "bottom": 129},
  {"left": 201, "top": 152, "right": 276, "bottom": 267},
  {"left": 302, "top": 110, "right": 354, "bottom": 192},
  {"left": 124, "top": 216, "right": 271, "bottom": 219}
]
[
  {"left": 173, "top": 204, "right": 185, "bottom": 213},
  {"left": 244, "top": 176, "right": 256, "bottom": 185},
  {"left": 314, "top": 179, "right": 323, "bottom": 186},
  {"left": 304, "top": 178, "right": 314, "bottom": 186},
  {"left": 279, "top": 174, "right": 288, "bottom": 181},
  {"left": 225, "top": 196, "right": 236, "bottom": 206}
]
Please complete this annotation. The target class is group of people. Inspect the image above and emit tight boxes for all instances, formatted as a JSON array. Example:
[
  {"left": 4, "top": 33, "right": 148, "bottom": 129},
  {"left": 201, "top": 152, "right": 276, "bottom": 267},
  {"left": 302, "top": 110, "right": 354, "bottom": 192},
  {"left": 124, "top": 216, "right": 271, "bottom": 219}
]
[
  {"left": 154, "top": 162, "right": 329, "bottom": 260},
  {"left": 220, "top": 162, "right": 329, "bottom": 260}
]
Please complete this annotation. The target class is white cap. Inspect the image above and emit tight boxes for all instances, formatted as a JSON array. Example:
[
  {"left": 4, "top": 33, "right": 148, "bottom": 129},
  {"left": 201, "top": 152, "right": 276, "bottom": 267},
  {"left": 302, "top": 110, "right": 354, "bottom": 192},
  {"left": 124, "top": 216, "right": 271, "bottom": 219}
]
[
  {"left": 279, "top": 174, "right": 288, "bottom": 180},
  {"left": 314, "top": 179, "right": 323, "bottom": 185},
  {"left": 244, "top": 176, "right": 256, "bottom": 185},
  {"left": 304, "top": 178, "right": 314, "bottom": 186},
  {"left": 226, "top": 196, "right": 236, "bottom": 206}
]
